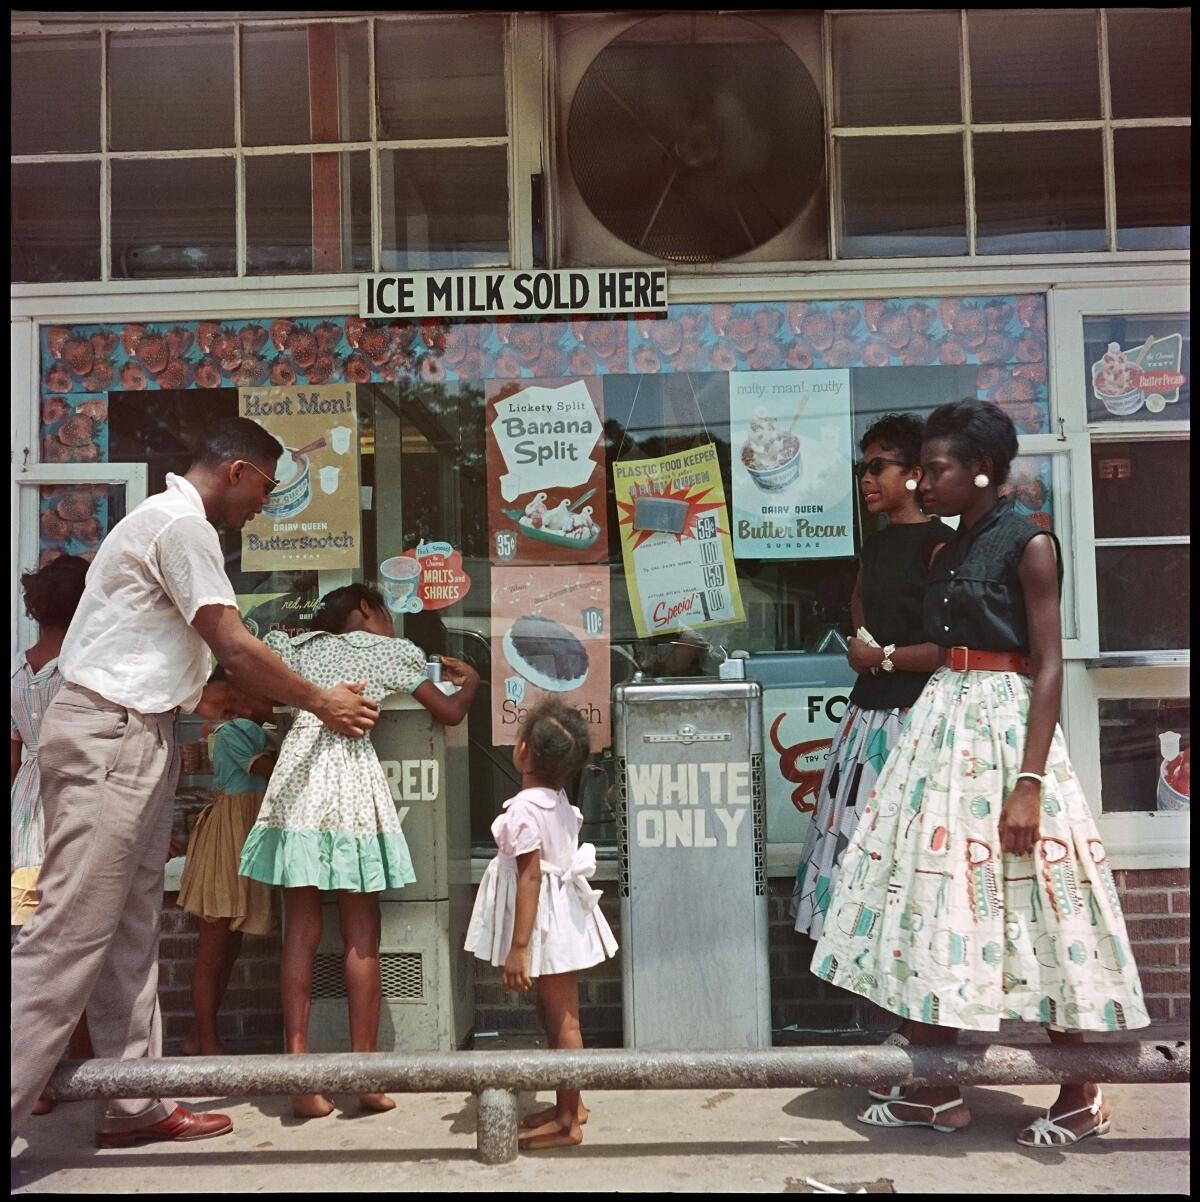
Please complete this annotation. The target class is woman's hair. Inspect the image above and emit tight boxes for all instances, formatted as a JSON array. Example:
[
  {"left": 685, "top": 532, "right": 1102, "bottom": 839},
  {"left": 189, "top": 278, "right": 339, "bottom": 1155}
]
[
  {"left": 518, "top": 699, "right": 591, "bottom": 790},
  {"left": 20, "top": 554, "right": 90, "bottom": 628},
  {"left": 311, "top": 582, "right": 388, "bottom": 633},
  {"left": 924, "top": 398, "right": 1019, "bottom": 486},
  {"left": 860, "top": 413, "right": 925, "bottom": 467}
]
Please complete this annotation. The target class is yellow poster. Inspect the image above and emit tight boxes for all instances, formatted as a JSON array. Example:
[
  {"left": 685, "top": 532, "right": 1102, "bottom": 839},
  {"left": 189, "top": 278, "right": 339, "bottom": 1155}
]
[
  {"left": 613, "top": 442, "right": 743, "bottom": 638},
  {"left": 238, "top": 385, "right": 361, "bottom": 571}
]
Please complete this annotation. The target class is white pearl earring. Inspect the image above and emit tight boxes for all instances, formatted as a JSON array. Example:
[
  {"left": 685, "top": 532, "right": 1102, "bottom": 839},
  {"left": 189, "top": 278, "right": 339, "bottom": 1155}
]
[
  {"left": 974, "top": 473, "right": 990, "bottom": 488},
  {"left": 905, "top": 478, "right": 918, "bottom": 492}
]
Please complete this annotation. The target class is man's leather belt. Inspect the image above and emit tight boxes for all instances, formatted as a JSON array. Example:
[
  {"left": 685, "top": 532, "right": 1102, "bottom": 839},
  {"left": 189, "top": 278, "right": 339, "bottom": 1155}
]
[{"left": 944, "top": 645, "right": 1032, "bottom": 674}]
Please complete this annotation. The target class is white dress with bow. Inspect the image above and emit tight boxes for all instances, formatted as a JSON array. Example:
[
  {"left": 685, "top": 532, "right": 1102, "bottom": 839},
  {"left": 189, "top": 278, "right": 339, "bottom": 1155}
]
[{"left": 465, "top": 786, "right": 618, "bottom": 978}]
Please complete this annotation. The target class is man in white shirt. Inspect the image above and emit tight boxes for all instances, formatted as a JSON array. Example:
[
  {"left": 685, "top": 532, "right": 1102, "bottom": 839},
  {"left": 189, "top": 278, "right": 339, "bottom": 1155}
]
[{"left": 11, "top": 418, "right": 379, "bottom": 1148}]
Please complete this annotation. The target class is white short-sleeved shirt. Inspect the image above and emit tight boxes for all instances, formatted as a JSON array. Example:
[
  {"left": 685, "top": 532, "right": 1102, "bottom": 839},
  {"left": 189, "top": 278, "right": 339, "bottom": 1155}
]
[{"left": 59, "top": 473, "right": 238, "bottom": 714}]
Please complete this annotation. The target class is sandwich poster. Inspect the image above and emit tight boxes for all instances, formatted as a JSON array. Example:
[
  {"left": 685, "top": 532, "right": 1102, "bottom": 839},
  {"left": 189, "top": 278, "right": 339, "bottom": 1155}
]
[
  {"left": 613, "top": 442, "right": 743, "bottom": 639},
  {"left": 485, "top": 377, "right": 608, "bottom": 565},
  {"left": 239, "top": 385, "right": 361, "bottom": 571},
  {"left": 490, "top": 566, "right": 611, "bottom": 752},
  {"left": 729, "top": 370, "right": 853, "bottom": 559}
]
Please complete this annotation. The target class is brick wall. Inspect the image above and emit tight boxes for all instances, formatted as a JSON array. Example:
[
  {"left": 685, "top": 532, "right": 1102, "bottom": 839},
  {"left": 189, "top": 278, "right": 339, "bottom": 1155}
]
[{"left": 156, "top": 867, "right": 1190, "bottom": 1050}]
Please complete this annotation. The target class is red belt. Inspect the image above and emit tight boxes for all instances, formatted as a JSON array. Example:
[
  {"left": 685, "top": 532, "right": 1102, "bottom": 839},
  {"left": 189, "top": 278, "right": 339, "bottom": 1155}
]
[{"left": 944, "top": 646, "right": 1032, "bottom": 674}]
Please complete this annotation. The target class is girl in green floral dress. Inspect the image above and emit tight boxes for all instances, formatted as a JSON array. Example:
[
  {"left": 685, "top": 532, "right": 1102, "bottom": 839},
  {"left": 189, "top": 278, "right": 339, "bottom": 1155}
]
[
  {"left": 811, "top": 401, "right": 1147, "bottom": 1148},
  {"left": 240, "top": 584, "right": 478, "bottom": 1119}
]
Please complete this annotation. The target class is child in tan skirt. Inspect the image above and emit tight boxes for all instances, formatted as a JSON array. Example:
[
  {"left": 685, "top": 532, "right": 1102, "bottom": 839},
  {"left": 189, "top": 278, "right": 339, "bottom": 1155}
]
[{"left": 178, "top": 666, "right": 279, "bottom": 1055}]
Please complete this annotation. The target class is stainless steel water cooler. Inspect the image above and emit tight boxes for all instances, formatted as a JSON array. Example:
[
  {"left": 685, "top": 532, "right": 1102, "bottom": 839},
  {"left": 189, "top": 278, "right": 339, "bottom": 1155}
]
[
  {"left": 613, "top": 676, "right": 771, "bottom": 1050},
  {"left": 295, "top": 696, "right": 474, "bottom": 1052}
]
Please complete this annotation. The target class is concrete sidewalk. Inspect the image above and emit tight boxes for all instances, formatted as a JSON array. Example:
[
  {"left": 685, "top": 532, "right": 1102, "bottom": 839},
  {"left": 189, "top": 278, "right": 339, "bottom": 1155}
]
[{"left": 11, "top": 1081, "right": 1189, "bottom": 1193}]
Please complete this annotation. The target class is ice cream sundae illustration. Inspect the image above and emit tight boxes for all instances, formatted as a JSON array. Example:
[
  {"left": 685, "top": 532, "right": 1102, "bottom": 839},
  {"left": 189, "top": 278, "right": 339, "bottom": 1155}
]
[
  {"left": 1091, "top": 338, "right": 1153, "bottom": 416},
  {"left": 740, "top": 407, "right": 802, "bottom": 492},
  {"left": 1157, "top": 730, "right": 1189, "bottom": 811}
]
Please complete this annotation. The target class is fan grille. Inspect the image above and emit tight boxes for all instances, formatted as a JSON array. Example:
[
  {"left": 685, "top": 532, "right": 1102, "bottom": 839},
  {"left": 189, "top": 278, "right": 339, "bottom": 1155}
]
[
  {"left": 312, "top": 951, "right": 424, "bottom": 1001},
  {"left": 567, "top": 15, "right": 825, "bottom": 264}
]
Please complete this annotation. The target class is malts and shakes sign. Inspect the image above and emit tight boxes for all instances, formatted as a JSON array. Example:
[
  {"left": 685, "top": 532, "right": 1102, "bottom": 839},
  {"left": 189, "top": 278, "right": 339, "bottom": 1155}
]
[{"left": 360, "top": 268, "right": 667, "bottom": 319}]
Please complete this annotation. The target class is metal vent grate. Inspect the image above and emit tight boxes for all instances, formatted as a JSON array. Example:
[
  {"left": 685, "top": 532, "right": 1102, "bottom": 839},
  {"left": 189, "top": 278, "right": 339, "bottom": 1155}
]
[
  {"left": 751, "top": 752, "right": 766, "bottom": 896},
  {"left": 312, "top": 952, "right": 424, "bottom": 1000},
  {"left": 615, "top": 755, "right": 629, "bottom": 899}
]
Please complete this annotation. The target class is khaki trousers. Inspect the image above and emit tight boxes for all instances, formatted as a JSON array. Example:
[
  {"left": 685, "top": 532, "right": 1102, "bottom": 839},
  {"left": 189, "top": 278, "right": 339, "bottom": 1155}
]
[{"left": 11, "top": 683, "right": 180, "bottom": 1141}]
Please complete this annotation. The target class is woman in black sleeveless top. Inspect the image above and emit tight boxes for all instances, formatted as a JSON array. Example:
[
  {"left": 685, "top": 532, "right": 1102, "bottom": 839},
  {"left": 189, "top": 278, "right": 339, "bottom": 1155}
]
[
  {"left": 793, "top": 415, "right": 943, "bottom": 944},
  {"left": 812, "top": 401, "right": 1147, "bottom": 1147}
]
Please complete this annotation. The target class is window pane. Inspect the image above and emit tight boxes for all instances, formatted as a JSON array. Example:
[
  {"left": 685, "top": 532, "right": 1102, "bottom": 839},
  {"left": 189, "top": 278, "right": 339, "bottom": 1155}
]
[
  {"left": 11, "top": 162, "right": 101, "bottom": 283},
  {"left": 381, "top": 146, "right": 509, "bottom": 269},
  {"left": 1096, "top": 545, "right": 1189, "bottom": 652},
  {"left": 11, "top": 34, "right": 101, "bottom": 154},
  {"left": 1099, "top": 697, "right": 1189, "bottom": 812},
  {"left": 1115, "top": 127, "right": 1190, "bottom": 252},
  {"left": 111, "top": 158, "right": 236, "bottom": 279},
  {"left": 376, "top": 16, "right": 505, "bottom": 140},
  {"left": 832, "top": 12, "right": 961, "bottom": 126},
  {"left": 1092, "top": 440, "right": 1189, "bottom": 538},
  {"left": 38, "top": 484, "right": 127, "bottom": 566},
  {"left": 242, "top": 23, "right": 369, "bottom": 147},
  {"left": 246, "top": 152, "right": 371, "bottom": 274},
  {"left": 974, "top": 130, "right": 1106, "bottom": 254},
  {"left": 968, "top": 10, "right": 1100, "bottom": 122},
  {"left": 1083, "top": 312, "right": 1190, "bottom": 424},
  {"left": 1107, "top": 9, "right": 1191, "bottom": 118},
  {"left": 838, "top": 135, "right": 966, "bottom": 258},
  {"left": 109, "top": 29, "right": 234, "bottom": 150}
]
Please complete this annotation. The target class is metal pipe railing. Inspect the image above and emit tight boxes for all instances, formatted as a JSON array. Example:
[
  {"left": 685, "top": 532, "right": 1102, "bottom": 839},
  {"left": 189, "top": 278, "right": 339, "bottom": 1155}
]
[{"left": 42, "top": 1042, "right": 1189, "bottom": 1164}]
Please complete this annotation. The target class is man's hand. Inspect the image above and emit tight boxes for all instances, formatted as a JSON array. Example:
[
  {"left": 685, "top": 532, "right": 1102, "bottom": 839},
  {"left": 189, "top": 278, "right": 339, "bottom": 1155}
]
[
  {"left": 315, "top": 680, "right": 379, "bottom": 739},
  {"left": 999, "top": 780, "right": 1041, "bottom": 856}
]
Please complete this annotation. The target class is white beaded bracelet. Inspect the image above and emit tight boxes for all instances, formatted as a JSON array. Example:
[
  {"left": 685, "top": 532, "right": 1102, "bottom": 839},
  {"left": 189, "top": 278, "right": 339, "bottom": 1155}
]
[{"left": 1015, "top": 772, "right": 1045, "bottom": 786}]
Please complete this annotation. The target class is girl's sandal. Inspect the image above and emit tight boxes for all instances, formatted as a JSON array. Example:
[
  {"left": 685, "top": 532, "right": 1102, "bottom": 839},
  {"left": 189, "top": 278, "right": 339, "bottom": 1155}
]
[
  {"left": 858, "top": 1096, "right": 967, "bottom": 1134},
  {"left": 1016, "top": 1089, "right": 1109, "bottom": 1148},
  {"left": 868, "top": 1032, "right": 910, "bottom": 1102}
]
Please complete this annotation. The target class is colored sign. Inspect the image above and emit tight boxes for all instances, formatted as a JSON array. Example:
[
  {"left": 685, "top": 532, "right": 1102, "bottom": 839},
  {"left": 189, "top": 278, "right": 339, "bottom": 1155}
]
[
  {"left": 239, "top": 385, "right": 362, "bottom": 571},
  {"left": 360, "top": 268, "right": 667, "bottom": 319},
  {"left": 1084, "top": 315, "right": 1190, "bottom": 423},
  {"left": 730, "top": 370, "right": 854, "bottom": 559},
  {"left": 613, "top": 442, "right": 743, "bottom": 638},
  {"left": 490, "top": 565, "right": 611, "bottom": 751},
  {"left": 763, "top": 686, "right": 851, "bottom": 845},
  {"left": 380, "top": 541, "right": 471, "bottom": 614},
  {"left": 486, "top": 378, "right": 608, "bottom": 564}
]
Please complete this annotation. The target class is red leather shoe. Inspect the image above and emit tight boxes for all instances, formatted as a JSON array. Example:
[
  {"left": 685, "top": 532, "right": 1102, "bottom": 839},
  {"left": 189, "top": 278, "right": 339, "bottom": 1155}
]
[{"left": 95, "top": 1105, "right": 233, "bottom": 1148}]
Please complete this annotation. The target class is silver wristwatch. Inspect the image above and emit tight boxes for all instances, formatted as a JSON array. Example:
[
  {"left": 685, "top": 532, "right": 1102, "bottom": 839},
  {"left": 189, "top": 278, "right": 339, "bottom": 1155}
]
[{"left": 879, "top": 644, "right": 897, "bottom": 673}]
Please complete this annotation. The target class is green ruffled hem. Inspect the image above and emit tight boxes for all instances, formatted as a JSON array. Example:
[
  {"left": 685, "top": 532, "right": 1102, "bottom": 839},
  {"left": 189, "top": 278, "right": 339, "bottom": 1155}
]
[{"left": 239, "top": 826, "right": 416, "bottom": 893}]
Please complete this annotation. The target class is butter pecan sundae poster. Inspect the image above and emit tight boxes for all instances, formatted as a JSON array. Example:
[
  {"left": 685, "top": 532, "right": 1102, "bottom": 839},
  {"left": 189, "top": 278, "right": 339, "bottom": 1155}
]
[
  {"left": 239, "top": 385, "right": 361, "bottom": 571},
  {"left": 614, "top": 443, "right": 743, "bottom": 639},
  {"left": 491, "top": 566, "right": 611, "bottom": 751},
  {"left": 485, "top": 378, "right": 607, "bottom": 565},
  {"left": 729, "top": 370, "right": 853, "bottom": 559}
]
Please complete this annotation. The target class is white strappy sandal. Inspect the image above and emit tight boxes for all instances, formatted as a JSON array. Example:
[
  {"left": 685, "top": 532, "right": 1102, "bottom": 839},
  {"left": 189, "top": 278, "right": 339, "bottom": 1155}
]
[
  {"left": 868, "top": 1032, "right": 910, "bottom": 1102},
  {"left": 1016, "top": 1089, "right": 1109, "bottom": 1148},
  {"left": 858, "top": 1095, "right": 966, "bottom": 1134}
]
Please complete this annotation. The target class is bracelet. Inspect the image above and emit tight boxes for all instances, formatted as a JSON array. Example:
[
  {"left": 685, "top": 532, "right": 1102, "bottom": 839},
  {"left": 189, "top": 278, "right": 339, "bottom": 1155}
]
[{"left": 1015, "top": 772, "right": 1045, "bottom": 787}]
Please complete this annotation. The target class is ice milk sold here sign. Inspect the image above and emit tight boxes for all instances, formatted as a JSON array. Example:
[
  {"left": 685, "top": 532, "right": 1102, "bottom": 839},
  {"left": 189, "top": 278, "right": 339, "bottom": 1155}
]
[{"left": 360, "top": 268, "right": 667, "bottom": 319}]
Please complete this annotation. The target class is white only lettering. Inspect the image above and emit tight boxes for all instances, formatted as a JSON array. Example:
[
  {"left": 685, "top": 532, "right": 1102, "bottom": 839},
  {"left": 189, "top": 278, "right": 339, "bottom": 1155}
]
[{"left": 635, "top": 808, "right": 744, "bottom": 848}]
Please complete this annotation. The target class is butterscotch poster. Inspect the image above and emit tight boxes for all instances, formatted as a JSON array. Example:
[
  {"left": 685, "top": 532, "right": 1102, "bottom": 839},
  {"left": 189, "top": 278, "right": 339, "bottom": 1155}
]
[
  {"left": 491, "top": 565, "right": 610, "bottom": 752},
  {"left": 485, "top": 377, "right": 607, "bottom": 565},
  {"left": 239, "top": 385, "right": 361, "bottom": 571}
]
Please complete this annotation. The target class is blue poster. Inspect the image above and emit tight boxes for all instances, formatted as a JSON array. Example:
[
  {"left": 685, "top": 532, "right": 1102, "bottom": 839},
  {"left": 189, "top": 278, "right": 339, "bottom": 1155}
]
[{"left": 730, "top": 370, "right": 854, "bottom": 559}]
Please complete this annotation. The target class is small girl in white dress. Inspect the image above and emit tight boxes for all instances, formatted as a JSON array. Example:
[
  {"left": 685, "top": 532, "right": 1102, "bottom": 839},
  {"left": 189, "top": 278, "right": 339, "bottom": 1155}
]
[{"left": 465, "top": 699, "right": 618, "bottom": 1149}]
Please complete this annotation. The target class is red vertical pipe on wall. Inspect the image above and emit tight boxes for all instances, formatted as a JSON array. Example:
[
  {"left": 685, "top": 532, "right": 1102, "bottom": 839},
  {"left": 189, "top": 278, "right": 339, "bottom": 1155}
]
[{"left": 308, "top": 23, "right": 342, "bottom": 272}]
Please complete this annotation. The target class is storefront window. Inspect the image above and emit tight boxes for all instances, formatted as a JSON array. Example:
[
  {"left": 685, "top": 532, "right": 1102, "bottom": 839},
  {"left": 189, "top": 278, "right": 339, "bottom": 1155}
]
[
  {"left": 37, "top": 483, "right": 128, "bottom": 567},
  {"left": 11, "top": 161, "right": 101, "bottom": 284},
  {"left": 1105, "top": 8, "right": 1191, "bottom": 119},
  {"left": 1082, "top": 313, "right": 1190, "bottom": 425},
  {"left": 10, "top": 33, "right": 101, "bottom": 155},
  {"left": 1099, "top": 698, "right": 1190, "bottom": 813},
  {"left": 1114, "top": 127, "right": 1191, "bottom": 252}
]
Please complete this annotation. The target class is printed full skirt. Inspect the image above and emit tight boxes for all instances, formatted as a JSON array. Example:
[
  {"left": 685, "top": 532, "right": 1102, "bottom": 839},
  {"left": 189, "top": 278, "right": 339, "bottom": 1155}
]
[
  {"left": 239, "top": 718, "right": 416, "bottom": 893},
  {"left": 792, "top": 704, "right": 908, "bottom": 940},
  {"left": 810, "top": 667, "right": 1150, "bottom": 1032},
  {"left": 465, "top": 842, "right": 619, "bottom": 977},
  {"left": 178, "top": 791, "right": 277, "bottom": 935}
]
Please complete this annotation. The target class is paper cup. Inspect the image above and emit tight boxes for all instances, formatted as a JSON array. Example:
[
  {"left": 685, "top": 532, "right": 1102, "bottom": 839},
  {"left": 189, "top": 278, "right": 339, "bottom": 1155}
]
[
  {"left": 380, "top": 555, "right": 421, "bottom": 608},
  {"left": 319, "top": 465, "right": 340, "bottom": 495},
  {"left": 263, "top": 453, "right": 311, "bottom": 518}
]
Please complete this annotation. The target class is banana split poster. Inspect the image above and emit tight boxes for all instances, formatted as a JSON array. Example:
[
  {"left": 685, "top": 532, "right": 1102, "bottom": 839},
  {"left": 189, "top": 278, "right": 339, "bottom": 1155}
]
[{"left": 485, "top": 377, "right": 608, "bottom": 565}]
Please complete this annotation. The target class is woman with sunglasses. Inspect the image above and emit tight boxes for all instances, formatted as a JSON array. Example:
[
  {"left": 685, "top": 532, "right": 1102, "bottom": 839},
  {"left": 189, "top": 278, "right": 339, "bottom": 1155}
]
[{"left": 793, "top": 414, "right": 944, "bottom": 962}]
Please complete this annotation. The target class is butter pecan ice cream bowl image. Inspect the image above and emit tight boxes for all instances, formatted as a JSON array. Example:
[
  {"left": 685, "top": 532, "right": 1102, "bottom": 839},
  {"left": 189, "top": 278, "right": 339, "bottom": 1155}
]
[
  {"left": 1091, "top": 342, "right": 1144, "bottom": 416},
  {"left": 263, "top": 450, "right": 312, "bottom": 518},
  {"left": 741, "top": 409, "right": 802, "bottom": 492}
]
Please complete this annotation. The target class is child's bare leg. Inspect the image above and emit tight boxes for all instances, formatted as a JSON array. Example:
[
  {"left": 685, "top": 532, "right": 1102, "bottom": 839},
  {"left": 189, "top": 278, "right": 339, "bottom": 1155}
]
[
  {"left": 520, "top": 987, "right": 589, "bottom": 1128},
  {"left": 519, "top": 972, "right": 583, "bottom": 1149},
  {"left": 338, "top": 890, "right": 394, "bottom": 1113},
  {"left": 184, "top": 918, "right": 240, "bottom": 1055},
  {"left": 282, "top": 887, "right": 334, "bottom": 1118}
]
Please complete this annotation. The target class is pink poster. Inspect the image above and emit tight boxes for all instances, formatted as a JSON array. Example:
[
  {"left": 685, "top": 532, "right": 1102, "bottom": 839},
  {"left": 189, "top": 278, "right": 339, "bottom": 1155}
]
[{"left": 490, "top": 565, "right": 611, "bottom": 752}]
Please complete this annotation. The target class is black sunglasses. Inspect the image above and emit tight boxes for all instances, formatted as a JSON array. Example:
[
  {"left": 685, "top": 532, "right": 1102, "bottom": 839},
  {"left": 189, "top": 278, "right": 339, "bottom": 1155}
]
[{"left": 855, "top": 456, "right": 908, "bottom": 478}]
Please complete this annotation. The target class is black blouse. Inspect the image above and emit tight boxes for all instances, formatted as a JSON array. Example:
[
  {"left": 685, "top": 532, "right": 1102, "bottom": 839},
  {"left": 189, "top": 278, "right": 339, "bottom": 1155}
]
[
  {"left": 850, "top": 517, "right": 946, "bottom": 711},
  {"left": 924, "top": 499, "right": 1063, "bottom": 653}
]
